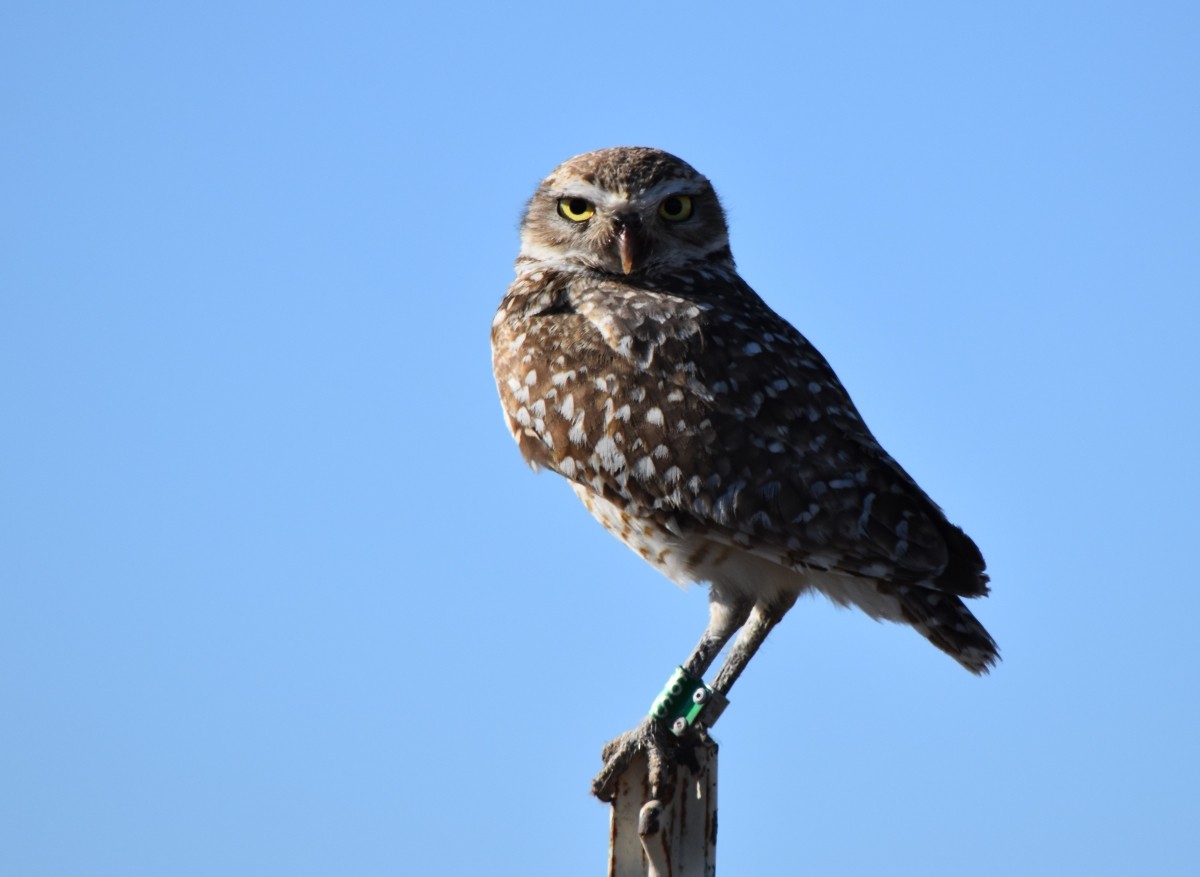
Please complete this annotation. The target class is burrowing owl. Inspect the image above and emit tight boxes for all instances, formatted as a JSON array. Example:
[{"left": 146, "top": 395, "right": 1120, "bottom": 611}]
[{"left": 492, "top": 147, "right": 996, "bottom": 799}]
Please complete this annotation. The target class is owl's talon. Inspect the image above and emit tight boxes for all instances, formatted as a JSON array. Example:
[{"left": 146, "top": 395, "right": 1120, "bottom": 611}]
[{"left": 592, "top": 715, "right": 705, "bottom": 803}]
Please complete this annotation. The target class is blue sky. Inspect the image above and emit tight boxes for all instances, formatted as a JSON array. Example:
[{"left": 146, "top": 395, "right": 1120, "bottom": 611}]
[{"left": 2, "top": 3, "right": 1197, "bottom": 874}]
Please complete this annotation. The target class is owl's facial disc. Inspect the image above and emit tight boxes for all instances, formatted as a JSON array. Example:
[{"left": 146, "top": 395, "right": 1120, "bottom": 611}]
[{"left": 518, "top": 148, "right": 732, "bottom": 276}]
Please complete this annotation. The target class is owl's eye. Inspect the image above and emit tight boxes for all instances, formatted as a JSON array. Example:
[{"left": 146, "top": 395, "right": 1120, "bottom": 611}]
[
  {"left": 658, "top": 194, "right": 693, "bottom": 222},
  {"left": 557, "top": 197, "right": 595, "bottom": 222}
]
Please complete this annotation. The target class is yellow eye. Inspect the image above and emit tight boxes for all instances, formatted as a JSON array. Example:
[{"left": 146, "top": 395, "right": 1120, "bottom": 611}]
[
  {"left": 658, "top": 194, "right": 693, "bottom": 222},
  {"left": 557, "top": 197, "right": 595, "bottom": 222}
]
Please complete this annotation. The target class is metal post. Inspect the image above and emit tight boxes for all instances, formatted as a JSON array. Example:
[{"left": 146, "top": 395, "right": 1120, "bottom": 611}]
[{"left": 608, "top": 736, "right": 718, "bottom": 877}]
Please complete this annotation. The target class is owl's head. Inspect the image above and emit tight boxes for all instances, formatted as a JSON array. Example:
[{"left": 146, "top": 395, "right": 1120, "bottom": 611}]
[{"left": 518, "top": 147, "right": 732, "bottom": 277}]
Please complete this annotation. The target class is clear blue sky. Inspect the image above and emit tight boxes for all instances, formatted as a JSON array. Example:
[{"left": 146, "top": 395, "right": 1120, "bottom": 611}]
[{"left": 3, "top": 3, "right": 1198, "bottom": 875}]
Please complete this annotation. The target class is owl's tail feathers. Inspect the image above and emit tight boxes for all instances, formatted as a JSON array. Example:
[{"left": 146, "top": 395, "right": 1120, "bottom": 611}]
[
  {"left": 896, "top": 586, "right": 999, "bottom": 674},
  {"left": 935, "top": 521, "right": 991, "bottom": 598}
]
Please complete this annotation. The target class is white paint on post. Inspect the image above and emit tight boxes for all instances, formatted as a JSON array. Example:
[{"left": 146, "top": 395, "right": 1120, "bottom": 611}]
[{"left": 608, "top": 738, "right": 718, "bottom": 877}]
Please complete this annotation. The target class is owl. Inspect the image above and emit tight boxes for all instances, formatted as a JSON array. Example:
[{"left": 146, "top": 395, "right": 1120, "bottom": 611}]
[{"left": 491, "top": 147, "right": 997, "bottom": 800}]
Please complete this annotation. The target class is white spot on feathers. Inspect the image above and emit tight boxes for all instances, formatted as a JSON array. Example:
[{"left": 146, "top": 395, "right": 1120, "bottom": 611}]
[
  {"left": 632, "top": 457, "right": 656, "bottom": 480},
  {"left": 568, "top": 414, "right": 587, "bottom": 445},
  {"left": 593, "top": 436, "right": 626, "bottom": 473}
]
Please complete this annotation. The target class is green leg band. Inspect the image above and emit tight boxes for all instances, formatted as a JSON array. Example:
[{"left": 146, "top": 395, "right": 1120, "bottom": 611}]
[{"left": 649, "top": 667, "right": 714, "bottom": 736}]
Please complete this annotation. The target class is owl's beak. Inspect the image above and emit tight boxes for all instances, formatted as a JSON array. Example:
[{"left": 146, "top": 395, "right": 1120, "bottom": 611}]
[
  {"left": 617, "top": 231, "right": 636, "bottom": 274},
  {"left": 614, "top": 219, "right": 640, "bottom": 274}
]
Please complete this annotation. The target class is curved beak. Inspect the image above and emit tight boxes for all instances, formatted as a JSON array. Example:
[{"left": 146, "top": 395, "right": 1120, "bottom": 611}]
[
  {"left": 614, "top": 215, "right": 642, "bottom": 274},
  {"left": 617, "top": 227, "right": 636, "bottom": 274}
]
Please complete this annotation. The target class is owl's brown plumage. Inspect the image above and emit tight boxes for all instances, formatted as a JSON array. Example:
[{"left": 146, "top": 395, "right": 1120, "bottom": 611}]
[{"left": 493, "top": 147, "right": 996, "bottom": 682}]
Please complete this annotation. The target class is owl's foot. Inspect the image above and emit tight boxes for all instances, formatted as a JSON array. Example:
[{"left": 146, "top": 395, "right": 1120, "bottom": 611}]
[
  {"left": 591, "top": 715, "right": 701, "bottom": 803},
  {"left": 592, "top": 667, "right": 726, "bottom": 802}
]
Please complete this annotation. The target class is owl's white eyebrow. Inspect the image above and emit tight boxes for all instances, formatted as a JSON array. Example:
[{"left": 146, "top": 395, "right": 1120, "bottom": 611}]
[
  {"left": 554, "top": 182, "right": 623, "bottom": 208},
  {"left": 639, "top": 179, "right": 706, "bottom": 201},
  {"left": 555, "top": 179, "right": 704, "bottom": 209}
]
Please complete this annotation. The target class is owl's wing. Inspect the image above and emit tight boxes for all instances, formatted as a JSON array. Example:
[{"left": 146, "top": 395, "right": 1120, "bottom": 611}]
[{"left": 493, "top": 270, "right": 986, "bottom": 596}]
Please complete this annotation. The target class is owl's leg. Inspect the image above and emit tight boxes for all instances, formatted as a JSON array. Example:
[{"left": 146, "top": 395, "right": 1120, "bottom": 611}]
[
  {"left": 591, "top": 592, "right": 753, "bottom": 802},
  {"left": 682, "top": 589, "right": 754, "bottom": 678},
  {"left": 711, "top": 591, "right": 800, "bottom": 695}
]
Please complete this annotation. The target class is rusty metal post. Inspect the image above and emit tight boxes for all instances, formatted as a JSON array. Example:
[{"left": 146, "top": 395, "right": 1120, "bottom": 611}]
[{"left": 608, "top": 736, "right": 718, "bottom": 877}]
